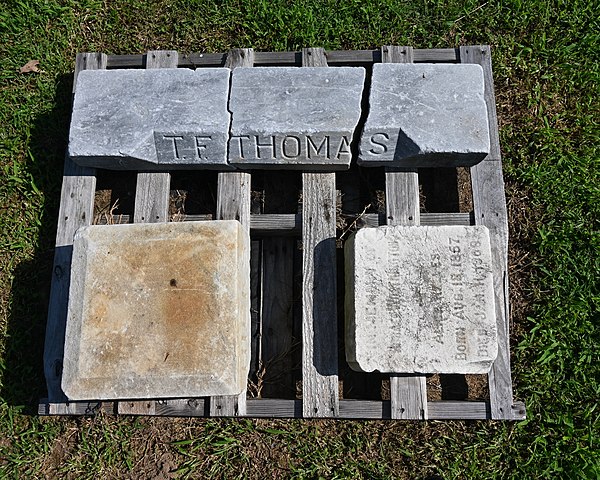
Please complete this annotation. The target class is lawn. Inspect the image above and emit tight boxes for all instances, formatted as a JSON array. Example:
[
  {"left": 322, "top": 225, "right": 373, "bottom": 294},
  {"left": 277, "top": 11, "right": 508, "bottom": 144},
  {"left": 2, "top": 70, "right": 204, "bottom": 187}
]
[{"left": 1, "top": 0, "right": 598, "bottom": 478}]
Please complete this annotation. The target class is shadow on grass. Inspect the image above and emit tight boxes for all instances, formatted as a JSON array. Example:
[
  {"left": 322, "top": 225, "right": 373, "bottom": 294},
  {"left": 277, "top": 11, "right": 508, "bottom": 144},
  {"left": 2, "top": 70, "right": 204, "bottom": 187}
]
[{"left": 2, "top": 73, "right": 75, "bottom": 414}]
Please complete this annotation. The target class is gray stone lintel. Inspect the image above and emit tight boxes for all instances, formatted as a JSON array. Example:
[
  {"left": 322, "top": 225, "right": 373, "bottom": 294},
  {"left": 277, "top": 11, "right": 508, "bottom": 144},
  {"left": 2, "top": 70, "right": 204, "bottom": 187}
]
[
  {"left": 359, "top": 63, "right": 491, "bottom": 168},
  {"left": 345, "top": 225, "right": 498, "bottom": 374},
  {"left": 228, "top": 67, "right": 366, "bottom": 170},
  {"left": 68, "top": 68, "right": 231, "bottom": 169}
]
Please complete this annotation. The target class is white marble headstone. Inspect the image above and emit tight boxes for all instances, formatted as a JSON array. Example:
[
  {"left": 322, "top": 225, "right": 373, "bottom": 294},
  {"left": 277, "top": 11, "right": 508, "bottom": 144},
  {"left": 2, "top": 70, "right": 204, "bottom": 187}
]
[{"left": 345, "top": 225, "right": 498, "bottom": 374}]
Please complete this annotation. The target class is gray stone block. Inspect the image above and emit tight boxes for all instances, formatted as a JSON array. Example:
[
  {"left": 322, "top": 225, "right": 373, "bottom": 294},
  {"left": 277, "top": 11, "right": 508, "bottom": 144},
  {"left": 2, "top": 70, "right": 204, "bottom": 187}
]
[
  {"left": 359, "top": 63, "right": 490, "bottom": 167},
  {"left": 68, "top": 68, "right": 231, "bottom": 169},
  {"left": 62, "top": 221, "right": 250, "bottom": 400},
  {"left": 345, "top": 225, "right": 498, "bottom": 374},
  {"left": 229, "top": 67, "right": 365, "bottom": 169}
]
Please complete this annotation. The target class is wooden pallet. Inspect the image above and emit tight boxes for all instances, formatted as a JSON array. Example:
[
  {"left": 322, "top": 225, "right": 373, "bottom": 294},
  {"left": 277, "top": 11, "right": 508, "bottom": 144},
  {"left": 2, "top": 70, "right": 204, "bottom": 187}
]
[{"left": 40, "top": 46, "right": 526, "bottom": 421}]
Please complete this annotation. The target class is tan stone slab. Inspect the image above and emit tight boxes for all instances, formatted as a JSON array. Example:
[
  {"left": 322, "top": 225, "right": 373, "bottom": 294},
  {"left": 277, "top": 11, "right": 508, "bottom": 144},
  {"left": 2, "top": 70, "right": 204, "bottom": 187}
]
[{"left": 62, "top": 221, "right": 250, "bottom": 400}]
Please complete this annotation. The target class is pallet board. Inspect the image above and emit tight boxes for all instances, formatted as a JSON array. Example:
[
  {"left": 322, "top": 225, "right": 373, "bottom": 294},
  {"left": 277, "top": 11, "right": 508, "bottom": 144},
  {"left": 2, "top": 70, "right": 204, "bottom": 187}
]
[{"left": 41, "top": 46, "right": 525, "bottom": 420}]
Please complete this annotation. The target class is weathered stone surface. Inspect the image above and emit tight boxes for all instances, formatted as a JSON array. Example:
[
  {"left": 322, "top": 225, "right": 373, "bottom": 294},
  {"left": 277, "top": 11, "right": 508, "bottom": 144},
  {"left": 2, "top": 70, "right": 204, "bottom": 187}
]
[
  {"left": 62, "top": 221, "right": 250, "bottom": 400},
  {"left": 359, "top": 63, "right": 490, "bottom": 167},
  {"left": 228, "top": 67, "right": 365, "bottom": 169},
  {"left": 68, "top": 68, "right": 231, "bottom": 169},
  {"left": 345, "top": 225, "right": 497, "bottom": 374}
]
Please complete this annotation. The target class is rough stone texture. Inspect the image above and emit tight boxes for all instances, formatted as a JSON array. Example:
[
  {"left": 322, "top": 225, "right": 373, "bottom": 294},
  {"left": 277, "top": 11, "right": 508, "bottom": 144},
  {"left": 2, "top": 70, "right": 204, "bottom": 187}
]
[
  {"left": 345, "top": 225, "right": 497, "bottom": 374},
  {"left": 228, "top": 67, "right": 365, "bottom": 169},
  {"left": 359, "top": 63, "right": 490, "bottom": 167},
  {"left": 68, "top": 68, "right": 231, "bottom": 169},
  {"left": 62, "top": 221, "right": 250, "bottom": 400}
]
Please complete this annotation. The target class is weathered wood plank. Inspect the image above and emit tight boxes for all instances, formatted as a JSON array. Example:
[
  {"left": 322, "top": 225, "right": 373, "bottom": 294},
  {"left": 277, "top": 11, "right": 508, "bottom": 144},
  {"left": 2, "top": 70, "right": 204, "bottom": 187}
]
[
  {"left": 385, "top": 167, "right": 420, "bottom": 225},
  {"left": 300, "top": 48, "right": 339, "bottom": 418},
  {"left": 259, "top": 238, "right": 295, "bottom": 397},
  {"left": 260, "top": 174, "right": 295, "bottom": 397},
  {"left": 96, "top": 212, "right": 473, "bottom": 229},
  {"left": 132, "top": 51, "right": 176, "bottom": 225},
  {"left": 210, "top": 48, "right": 255, "bottom": 417},
  {"left": 245, "top": 399, "right": 496, "bottom": 419},
  {"left": 249, "top": 239, "right": 262, "bottom": 383},
  {"left": 117, "top": 398, "right": 207, "bottom": 417},
  {"left": 216, "top": 172, "right": 252, "bottom": 226},
  {"left": 40, "top": 397, "right": 525, "bottom": 419},
  {"left": 382, "top": 46, "right": 428, "bottom": 420},
  {"left": 38, "top": 399, "right": 115, "bottom": 416},
  {"left": 107, "top": 48, "right": 458, "bottom": 69},
  {"left": 117, "top": 400, "right": 157, "bottom": 415},
  {"left": 43, "top": 52, "right": 106, "bottom": 403},
  {"left": 461, "top": 45, "right": 516, "bottom": 420},
  {"left": 133, "top": 172, "right": 170, "bottom": 222}
]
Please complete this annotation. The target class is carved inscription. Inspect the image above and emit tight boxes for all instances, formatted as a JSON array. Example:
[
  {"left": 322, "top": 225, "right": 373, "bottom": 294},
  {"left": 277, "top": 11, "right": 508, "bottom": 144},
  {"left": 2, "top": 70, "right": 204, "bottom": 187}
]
[
  {"left": 229, "top": 134, "right": 351, "bottom": 163},
  {"left": 155, "top": 133, "right": 216, "bottom": 163},
  {"left": 447, "top": 235, "right": 493, "bottom": 362},
  {"left": 365, "top": 133, "right": 391, "bottom": 155},
  {"left": 348, "top": 226, "right": 498, "bottom": 374}
]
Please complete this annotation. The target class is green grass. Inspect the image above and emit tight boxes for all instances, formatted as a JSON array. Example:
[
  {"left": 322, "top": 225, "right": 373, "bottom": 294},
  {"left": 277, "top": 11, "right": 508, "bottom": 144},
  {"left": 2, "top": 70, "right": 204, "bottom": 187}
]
[{"left": 1, "top": 0, "right": 598, "bottom": 478}]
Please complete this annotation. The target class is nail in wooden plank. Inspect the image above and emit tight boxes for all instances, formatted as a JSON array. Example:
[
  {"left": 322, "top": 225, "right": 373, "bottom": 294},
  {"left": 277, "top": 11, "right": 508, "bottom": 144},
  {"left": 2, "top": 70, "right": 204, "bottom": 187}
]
[
  {"left": 461, "top": 45, "right": 516, "bottom": 419},
  {"left": 300, "top": 47, "right": 339, "bottom": 418},
  {"left": 210, "top": 48, "right": 254, "bottom": 416},
  {"left": 381, "top": 45, "right": 428, "bottom": 420},
  {"left": 43, "top": 52, "right": 106, "bottom": 403}
]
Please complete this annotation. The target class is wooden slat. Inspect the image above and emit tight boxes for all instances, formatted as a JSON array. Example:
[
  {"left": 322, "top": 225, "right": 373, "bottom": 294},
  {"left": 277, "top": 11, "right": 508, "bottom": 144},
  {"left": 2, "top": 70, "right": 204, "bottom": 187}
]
[
  {"left": 385, "top": 167, "right": 420, "bottom": 225},
  {"left": 381, "top": 46, "right": 428, "bottom": 420},
  {"left": 247, "top": 399, "right": 302, "bottom": 417},
  {"left": 300, "top": 48, "right": 339, "bottom": 418},
  {"left": 249, "top": 240, "right": 262, "bottom": 382},
  {"left": 254, "top": 51, "right": 302, "bottom": 65},
  {"left": 245, "top": 399, "right": 495, "bottom": 420},
  {"left": 181, "top": 52, "right": 229, "bottom": 67},
  {"left": 461, "top": 45, "right": 515, "bottom": 420},
  {"left": 132, "top": 50, "right": 176, "bottom": 226},
  {"left": 107, "top": 48, "right": 458, "bottom": 69},
  {"left": 260, "top": 175, "right": 295, "bottom": 397},
  {"left": 38, "top": 399, "right": 115, "bottom": 416},
  {"left": 97, "top": 212, "right": 473, "bottom": 229},
  {"left": 117, "top": 398, "right": 207, "bottom": 416},
  {"left": 209, "top": 48, "right": 255, "bottom": 417},
  {"left": 133, "top": 172, "right": 170, "bottom": 222},
  {"left": 43, "top": 52, "right": 107, "bottom": 403},
  {"left": 40, "top": 397, "right": 525, "bottom": 419}
]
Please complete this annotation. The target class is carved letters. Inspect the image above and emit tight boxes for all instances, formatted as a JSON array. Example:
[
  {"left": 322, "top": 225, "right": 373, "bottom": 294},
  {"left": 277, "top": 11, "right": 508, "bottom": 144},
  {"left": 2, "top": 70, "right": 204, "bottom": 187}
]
[{"left": 229, "top": 134, "right": 351, "bottom": 163}]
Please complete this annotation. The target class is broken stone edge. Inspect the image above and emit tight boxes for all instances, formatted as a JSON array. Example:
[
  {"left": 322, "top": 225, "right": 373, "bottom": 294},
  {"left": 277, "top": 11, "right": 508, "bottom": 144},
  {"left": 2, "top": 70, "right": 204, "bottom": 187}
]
[
  {"left": 358, "top": 63, "right": 491, "bottom": 168},
  {"left": 68, "top": 69, "right": 233, "bottom": 171},
  {"left": 228, "top": 67, "right": 366, "bottom": 171}
]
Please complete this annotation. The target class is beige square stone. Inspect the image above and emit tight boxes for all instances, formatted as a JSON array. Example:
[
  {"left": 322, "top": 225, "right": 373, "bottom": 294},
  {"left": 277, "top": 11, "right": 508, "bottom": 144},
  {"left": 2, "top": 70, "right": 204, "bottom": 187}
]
[{"left": 62, "top": 221, "right": 250, "bottom": 400}]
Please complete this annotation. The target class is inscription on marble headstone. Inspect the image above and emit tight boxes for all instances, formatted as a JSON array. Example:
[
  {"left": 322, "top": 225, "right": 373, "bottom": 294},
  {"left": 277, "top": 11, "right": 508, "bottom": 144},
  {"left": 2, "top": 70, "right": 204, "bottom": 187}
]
[
  {"left": 229, "top": 134, "right": 352, "bottom": 164},
  {"left": 228, "top": 67, "right": 365, "bottom": 169},
  {"left": 345, "top": 225, "right": 498, "bottom": 374}
]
